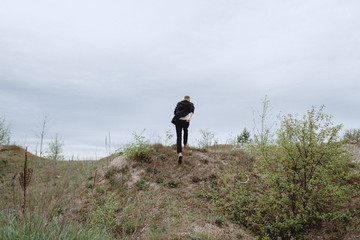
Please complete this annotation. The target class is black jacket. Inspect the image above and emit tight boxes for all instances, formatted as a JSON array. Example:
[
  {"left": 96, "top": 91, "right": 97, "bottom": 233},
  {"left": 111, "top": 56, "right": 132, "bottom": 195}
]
[{"left": 174, "top": 100, "right": 195, "bottom": 118}]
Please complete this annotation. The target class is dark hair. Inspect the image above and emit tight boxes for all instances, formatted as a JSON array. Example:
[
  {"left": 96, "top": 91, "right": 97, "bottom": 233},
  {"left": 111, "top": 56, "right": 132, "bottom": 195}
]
[{"left": 184, "top": 95, "right": 190, "bottom": 100}]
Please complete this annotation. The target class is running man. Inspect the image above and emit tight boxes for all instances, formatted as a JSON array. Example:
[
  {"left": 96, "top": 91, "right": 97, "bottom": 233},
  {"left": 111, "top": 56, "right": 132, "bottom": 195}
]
[{"left": 173, "top": 95, "right": 195, "bottom": 164}]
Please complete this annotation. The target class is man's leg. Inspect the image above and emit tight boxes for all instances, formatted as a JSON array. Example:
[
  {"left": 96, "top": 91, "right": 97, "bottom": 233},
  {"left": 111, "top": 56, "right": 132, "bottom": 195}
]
[
  {"left": 183, "top": 122, "right": 189, "bottom": 146},
  {"left": 175, "top": 123, "right": 182, "bottom": 153}
]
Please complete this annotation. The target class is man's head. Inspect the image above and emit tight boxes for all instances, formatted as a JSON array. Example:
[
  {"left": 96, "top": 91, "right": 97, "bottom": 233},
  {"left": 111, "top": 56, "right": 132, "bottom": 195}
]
[{"left": 184, "top": 95, "right": 190, "bottom": 101}]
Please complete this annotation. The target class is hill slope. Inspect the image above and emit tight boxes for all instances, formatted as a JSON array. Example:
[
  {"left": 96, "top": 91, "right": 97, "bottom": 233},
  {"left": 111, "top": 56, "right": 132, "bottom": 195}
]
[{"left": 71, "top": 144, "right": 254, "bottom": 239}]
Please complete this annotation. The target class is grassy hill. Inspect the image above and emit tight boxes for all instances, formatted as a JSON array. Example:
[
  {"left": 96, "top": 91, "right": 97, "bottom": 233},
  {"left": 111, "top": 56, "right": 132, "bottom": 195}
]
[{"left": 1, "top": 143, "right": 360, "bottom": 239}]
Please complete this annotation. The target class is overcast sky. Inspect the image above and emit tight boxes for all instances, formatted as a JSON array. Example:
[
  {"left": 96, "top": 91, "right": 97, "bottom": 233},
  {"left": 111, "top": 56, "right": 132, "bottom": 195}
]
[{"left": 1, "top": 0, "right": 359, "bottom": 159}]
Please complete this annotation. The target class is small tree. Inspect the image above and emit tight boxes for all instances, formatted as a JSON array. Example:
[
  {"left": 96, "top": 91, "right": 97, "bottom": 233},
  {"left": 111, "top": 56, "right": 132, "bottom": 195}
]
[
  {"left": 0, "top": 116, "right": 11, "bottom": 145},
  {"left": 237, "top": 128, "right": 250, "bottom": 146},
  {"left": 255, "top": 106, "right": 353, "bottom": 238},
  {"left": 253, "top": 95, "right": 275, "bottom": 147},
  {"left": 47, "top": 133, "right": 65, "bottom": 160}
]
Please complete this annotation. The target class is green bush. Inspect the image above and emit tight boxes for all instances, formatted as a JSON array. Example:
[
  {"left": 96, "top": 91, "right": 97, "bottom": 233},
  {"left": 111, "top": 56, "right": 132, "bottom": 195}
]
[
  {"left": 254, "top": 106, "right": 354, "bottom": 238},
  {"left": 206, "top": 106, "right": 356, "bottom": 239},
  {"left": 120, "top": 132, "right": 153, "bottom": 162}
]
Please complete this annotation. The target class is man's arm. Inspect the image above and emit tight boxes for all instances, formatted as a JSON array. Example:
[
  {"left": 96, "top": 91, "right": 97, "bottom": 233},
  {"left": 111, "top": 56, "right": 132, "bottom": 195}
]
[
  {"left": 186, "top": 103, "right": 194, "bottom": 122},
  {"left": 187, "top": 112, "right": 194, "bottom": 122}
]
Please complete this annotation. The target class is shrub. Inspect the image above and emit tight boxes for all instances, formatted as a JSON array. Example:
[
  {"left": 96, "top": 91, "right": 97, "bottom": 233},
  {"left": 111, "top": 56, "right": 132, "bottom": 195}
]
[
  {"left": 121, "top": 132, "right": 153, "bottom": 162},
  {"left": 253, "top": 106, "right": 353, "bottom": 238},
  {"left": 206, "top": 106, "right": 355, "bottom": 239}
]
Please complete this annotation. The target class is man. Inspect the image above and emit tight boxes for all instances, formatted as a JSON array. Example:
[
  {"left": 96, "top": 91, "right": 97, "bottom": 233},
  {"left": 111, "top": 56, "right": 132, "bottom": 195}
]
[{"left": 173, "top": 95, "right": 195, "bottom": 164}]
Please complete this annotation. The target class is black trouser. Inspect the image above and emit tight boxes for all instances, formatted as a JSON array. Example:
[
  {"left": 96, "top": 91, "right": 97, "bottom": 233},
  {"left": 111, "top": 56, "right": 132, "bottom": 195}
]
[{"left": 175, "top": 120, "right": 189, "bottom": 153}]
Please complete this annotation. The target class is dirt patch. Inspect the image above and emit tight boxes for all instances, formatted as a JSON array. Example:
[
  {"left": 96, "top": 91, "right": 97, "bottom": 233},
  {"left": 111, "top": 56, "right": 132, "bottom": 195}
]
[{"left": 109, "top": 155, "right": 127, "bottom": 168}]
